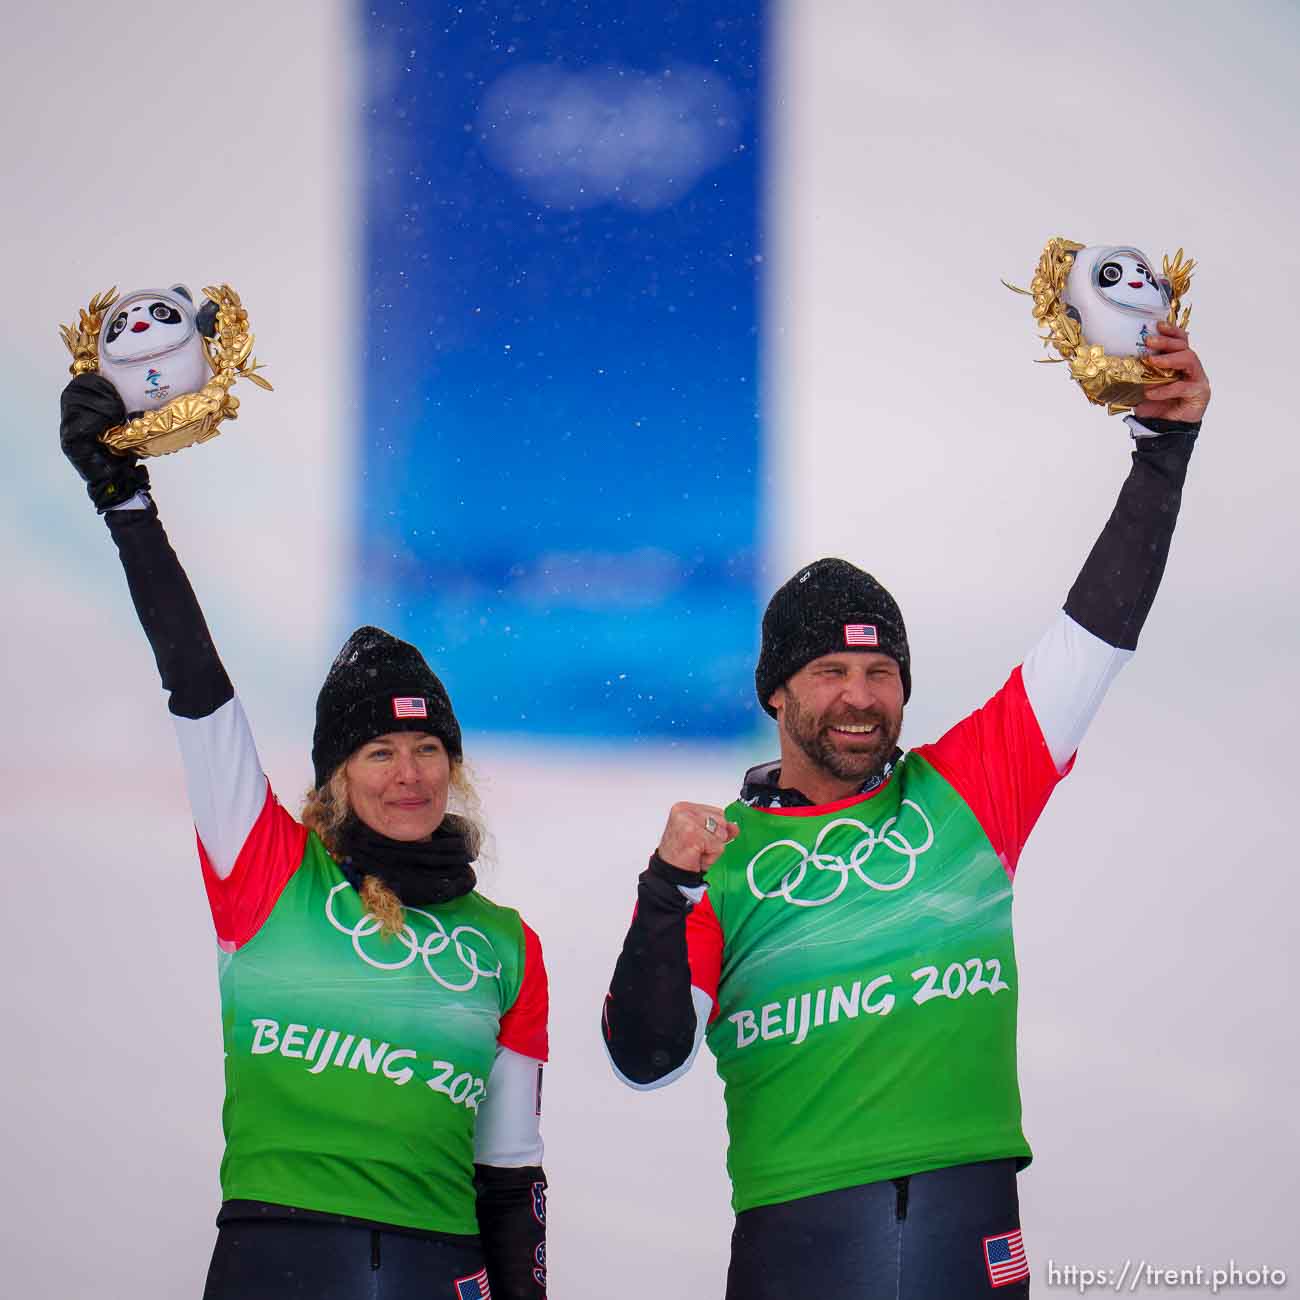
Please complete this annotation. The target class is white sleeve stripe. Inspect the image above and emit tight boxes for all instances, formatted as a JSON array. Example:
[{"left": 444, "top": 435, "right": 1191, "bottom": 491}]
[
  {"left": 1022, "top": 611, "right": 1133, "bottom": 773},
  {"left": 106, "top": 491, "right": 151, "bottom": 511},
  {"left": 1124, "top": 414, "right": 1165, "bottom": 439},
  {"left": 604, "top": 985, "right": 713, "bottom": 1092},
  {"left": 473, "top": 1047, "right": 544, "bottom": 1166},
  {"left": 172, "top": 695, "right": 268, "bottom": 880}
]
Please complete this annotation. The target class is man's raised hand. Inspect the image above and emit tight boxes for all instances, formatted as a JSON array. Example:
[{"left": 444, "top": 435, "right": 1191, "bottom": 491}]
[
  {"left": 1136, "top": 321, "right": 1211, "bottom": 423},
  {"left": 656, "top": 802, "right": 740, "bottom": 873}
]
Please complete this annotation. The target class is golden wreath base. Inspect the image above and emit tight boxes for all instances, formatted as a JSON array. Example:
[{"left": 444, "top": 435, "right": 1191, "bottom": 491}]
[
  {"left": 60, "top": 284, "right": 271, "bottom": 458},
  {"left": 1067, "top": 350, "right": 1171, "bottom": 413},
  {"left": 103, "top": 377, "right": 241, "bottom": 457},
  {"left": 1005, "top": 238, "right": 1195, "bottom": 415}
]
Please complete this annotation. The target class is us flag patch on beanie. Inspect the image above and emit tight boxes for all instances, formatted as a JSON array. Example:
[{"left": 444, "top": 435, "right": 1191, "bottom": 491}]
[
  {"left": 844, "top": 623, "right": 879, "bottom": 647},
  {"left": 392, "top": 696, "right": 428, "bottom": 719},
  {"left": 983, "top": 1229, "right": 1029, "bottom": 1287}
]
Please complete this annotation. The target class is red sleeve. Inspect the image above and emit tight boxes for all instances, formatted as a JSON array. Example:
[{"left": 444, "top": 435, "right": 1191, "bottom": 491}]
[
  {"left": 913, "top": 665, "right": 1072, "bottom": 882},
  {"left": 685, "top": 892, "right": 724, "bottom": 1022},
  {"left": 198, "top": 784, "right": 308, "bottom": 950},
  {"left": 498, "top": 920, "right": 549, "bottom": 1061}
]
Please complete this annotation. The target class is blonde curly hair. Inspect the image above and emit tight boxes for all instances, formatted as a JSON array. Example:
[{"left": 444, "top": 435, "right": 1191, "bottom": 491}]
[{"left": 301, "top": 759, "right": 487, "bottom": 937}]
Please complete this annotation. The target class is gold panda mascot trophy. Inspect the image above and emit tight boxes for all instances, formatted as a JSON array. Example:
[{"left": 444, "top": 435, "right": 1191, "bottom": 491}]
[
  {"left": 59, "top": 283, "right": 270, "bottom": 456},
  {"left": 1007, "top": 239, "right": 1193, "bottom": 414}
]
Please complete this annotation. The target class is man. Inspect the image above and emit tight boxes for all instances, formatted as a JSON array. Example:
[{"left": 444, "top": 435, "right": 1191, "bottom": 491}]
[{"left": 601, "top": 321, "right": 1210, "bottom": 1298}]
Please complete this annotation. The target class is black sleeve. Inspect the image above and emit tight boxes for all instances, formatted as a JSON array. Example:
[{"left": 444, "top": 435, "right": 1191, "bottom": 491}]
[
  {"left": 601, "top": 854, "right": 702, "bottom": 1085},
  {"left": 474, "top": 1163, "right": 547, "bottom": 1299},
  {"left": 103, "top": 498, "right": 234, "bottom": 719},
  {"left": 1064, "top": 422, "right": 1199, "bottom": 650}
]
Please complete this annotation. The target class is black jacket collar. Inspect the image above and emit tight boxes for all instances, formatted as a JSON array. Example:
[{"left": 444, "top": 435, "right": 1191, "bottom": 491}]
[{"left": 739, "top": 749, "right": 903, "bottom": 810}]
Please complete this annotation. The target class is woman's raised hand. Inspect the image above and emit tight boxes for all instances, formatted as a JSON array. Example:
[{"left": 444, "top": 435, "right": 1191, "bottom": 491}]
[{"left": 59, "top": 373, "right": 149, "bottom": 511}]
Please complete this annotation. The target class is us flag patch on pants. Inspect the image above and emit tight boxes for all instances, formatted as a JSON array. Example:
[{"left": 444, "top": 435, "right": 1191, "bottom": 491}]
[
  {"left": 454, "top": 1267, "right": 491, "bottom": 1299},
  {"left": 983, "top": 1229, "right": 1029, "bottom": 1287}
]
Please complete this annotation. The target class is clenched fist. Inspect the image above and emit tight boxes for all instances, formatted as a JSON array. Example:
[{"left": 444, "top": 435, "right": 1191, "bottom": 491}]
[{"left": 657, "top": 801, "right": 740, "bottom": 873}]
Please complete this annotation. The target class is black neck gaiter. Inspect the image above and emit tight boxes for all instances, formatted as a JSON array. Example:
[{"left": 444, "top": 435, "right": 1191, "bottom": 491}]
[
  {"left": 740, "top": 748, "right": 905, "bottom": 810},
  {"left": 335, "top": 817, "right": 476, "bottom": 906}
]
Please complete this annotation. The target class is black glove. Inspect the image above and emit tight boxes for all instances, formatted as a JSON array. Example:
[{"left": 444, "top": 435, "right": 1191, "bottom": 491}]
[
  {"left": 60, "top": 373, "right": 150, "bottom": 512},
  {"left": 196, "top": 299, "right": 220, "bottom": 338}
]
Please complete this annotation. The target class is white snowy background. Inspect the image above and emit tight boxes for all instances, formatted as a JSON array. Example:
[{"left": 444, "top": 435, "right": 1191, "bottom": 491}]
[{"left": 2, "top": 2, "right": 1297, "bottom": 1296}]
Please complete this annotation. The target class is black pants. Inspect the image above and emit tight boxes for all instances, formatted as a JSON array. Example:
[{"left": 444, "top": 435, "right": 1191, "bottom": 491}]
[
  {"left": 725, "top": 1159, "right": 1029, "bottom": 1300},
  {"left": 203, "top": 1217, "right": 488, "bottom": 1300}
]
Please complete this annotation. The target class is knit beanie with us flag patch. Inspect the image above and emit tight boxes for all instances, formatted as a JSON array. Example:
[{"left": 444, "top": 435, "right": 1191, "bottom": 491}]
[
  {"left": 755, "top": 558, "right": 911, "bottom": 716},
  {"left": 311, "top": 626, "right": 462, "bottom": 787}
]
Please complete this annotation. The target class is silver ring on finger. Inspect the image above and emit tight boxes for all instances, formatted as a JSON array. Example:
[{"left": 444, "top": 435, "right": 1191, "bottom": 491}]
[{"left": 704, "top": 815, "right": 719, "bottom": 835}]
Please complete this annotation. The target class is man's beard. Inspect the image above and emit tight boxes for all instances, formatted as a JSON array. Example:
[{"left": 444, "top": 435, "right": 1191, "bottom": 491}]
[{"left": 782, "top": 690, "right": 902, "bottom": 786}]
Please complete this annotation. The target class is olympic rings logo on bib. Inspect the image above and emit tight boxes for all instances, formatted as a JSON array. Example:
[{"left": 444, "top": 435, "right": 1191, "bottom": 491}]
[
  {"left": 324, "top": 882, "right": 503, "bottom": 992},
  {"left": 745, "top": 799, "right": 935, "bottom": 908}
]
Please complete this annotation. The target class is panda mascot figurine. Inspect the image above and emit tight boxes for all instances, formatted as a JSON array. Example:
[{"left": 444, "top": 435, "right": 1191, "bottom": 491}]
[
  {"left": 1060, "top": 246, "right": 1171, "bottom": 358},
  {"left": 1007, "top": 236, "right": 1193, "bottom": 413},
  {"left": 97, "top": 285, "right": 219, "bottom": 419}
]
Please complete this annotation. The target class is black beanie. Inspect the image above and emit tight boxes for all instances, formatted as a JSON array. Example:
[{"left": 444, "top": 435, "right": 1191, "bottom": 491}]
[
  {"left": 755, "top": 558, "right": 911, "bottom": 716},
  {"left": 311, "top": 626, "right": 463, "bottom": 788}
]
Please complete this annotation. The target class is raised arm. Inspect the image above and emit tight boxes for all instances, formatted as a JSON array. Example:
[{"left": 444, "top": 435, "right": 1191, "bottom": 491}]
[
  {"left": 1022, "top": 416, "right": 1198, "bottom": 766},
  {"left": 1025, "top": 320, "right": 1207, "bottom": 769},
  {"left": 61, "top": 375, "right": 294, "bottom": 942},
  {"left": 918, "top": 322, "right": 1208, "bottom": 873}
]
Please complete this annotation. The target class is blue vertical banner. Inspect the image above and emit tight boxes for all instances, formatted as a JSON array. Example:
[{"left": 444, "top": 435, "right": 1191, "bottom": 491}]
[{"left": 358, "top": 2, "right": 764, "bottom": 738}]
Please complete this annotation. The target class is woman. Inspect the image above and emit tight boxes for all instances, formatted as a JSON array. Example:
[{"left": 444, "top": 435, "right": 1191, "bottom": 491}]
[{"left": 61, "top": 373, "right": 549, "bottom": 1300}]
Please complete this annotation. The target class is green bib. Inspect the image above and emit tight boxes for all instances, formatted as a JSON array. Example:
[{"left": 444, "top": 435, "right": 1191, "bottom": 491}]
[
  {"left": 704, "top": 753, "right": 1029, "bottom": 1212},
  {"left": 218, "top": 833, "right": 526, "bottom": 1233}
]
